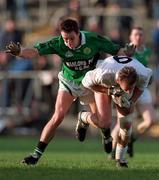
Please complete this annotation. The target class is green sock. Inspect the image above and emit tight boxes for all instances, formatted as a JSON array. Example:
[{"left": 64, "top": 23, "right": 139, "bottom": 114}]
[
  {"left": 100, "top": 128, "right": 111, "bottom": 138},
  {"left": 33, "top": 141, "right": 48, "bottom": 159}
]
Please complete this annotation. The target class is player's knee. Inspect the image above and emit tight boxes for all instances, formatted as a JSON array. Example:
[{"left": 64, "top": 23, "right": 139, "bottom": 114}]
[
  {"left": 119, "top": 114, "right": 132, "bottom": 130},
  {"left": 97, "top": 117, "right": 111, "bottom": 129},
  {"left": 120, "top": 127, "right": 132, "bottom": 138},
  {"left": 119, "top": 115, "right": 132, "bottom": 142},
  {"left": 119, "top": 127, "right": 132, "bottom": 146}
]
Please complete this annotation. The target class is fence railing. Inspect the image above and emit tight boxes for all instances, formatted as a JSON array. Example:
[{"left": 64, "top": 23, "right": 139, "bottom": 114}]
[{"left": 0, "top": 70, "right": 58, "bottom": 116}]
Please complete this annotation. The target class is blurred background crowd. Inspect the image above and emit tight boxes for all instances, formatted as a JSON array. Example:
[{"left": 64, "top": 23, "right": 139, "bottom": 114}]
[{"left": 0, "top": 0, "right": 159, "bottom": 137}]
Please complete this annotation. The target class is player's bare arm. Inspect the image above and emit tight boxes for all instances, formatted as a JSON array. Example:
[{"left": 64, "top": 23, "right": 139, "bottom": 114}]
[
  {"left": 5, "top": 42, "right": 39, "bottom": 59},
  {"left": 89, "top": 84, "right": 109, "bottom": 94},
  {"left": 19, "top": 48, "right": 39, "bottom": 59},
  {"left": 116, "top": 87, "right": 143, "bottom": 116},
  {"left": 129, "top": 87, "right": 143, "bottom": 104}
]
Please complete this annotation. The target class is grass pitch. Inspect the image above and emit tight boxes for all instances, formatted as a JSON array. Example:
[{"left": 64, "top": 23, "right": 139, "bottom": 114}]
[{"left": 0, "top": 136, "right": 159, "bottom": 180}]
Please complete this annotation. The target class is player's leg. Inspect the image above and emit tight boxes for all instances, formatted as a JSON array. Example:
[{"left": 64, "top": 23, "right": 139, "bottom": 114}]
[
  {"left": 136, "top": 103, "right": 155, "bottom": 134},
  {"left": 80, "top": 93, "right": 112, "bottom": 127},
  {"left": 115, "top": 111, "right": 133, "bottom": 168},
  {"left": 75, "top": 101, "right": 96, "bottom": 141},
  {"left": 128, "top": 89, "right": 156, "bottom": 157},
  {"left": 76, "top": 92, "right": 113, "bottom": 153},
  {"left": 22, "top": 90, "right": 74, "bottom": 165},
  {"left": 108, "top": 118, "right": 120, "bottom": 160},
  {"left": 94, "top": 92, "right": 112, "bottom": 153},
  {"left": 135, "top": 88, "right": 155, "bottom": 134},
  {"left": 75, "top": 88, "right": 96, "bottom": 141},
  {"left": 89, "top": 97, "right": 112, "bottom": 153}
]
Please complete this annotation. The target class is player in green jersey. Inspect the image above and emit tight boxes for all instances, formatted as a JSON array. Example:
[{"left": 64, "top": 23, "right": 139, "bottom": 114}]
[
  {"left": 127, "top": 27, "right": 157, "bottom": 157},
  {"left": 109, "top": 27, "right": 157, "bottom": 159},
  {"left": 6, "top": 18, "right": 135, "bottom": 165}
]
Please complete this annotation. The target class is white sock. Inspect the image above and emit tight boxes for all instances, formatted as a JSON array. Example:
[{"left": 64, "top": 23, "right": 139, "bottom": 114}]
[
  {"left": 116, "top": 144, "right": 126, "bottom": 161},
  {"left": 80, "top": 112, "right": 92, "bottom": 124},
  {"left": 121, "top": 146, "right": 128, "bottom": 162}
]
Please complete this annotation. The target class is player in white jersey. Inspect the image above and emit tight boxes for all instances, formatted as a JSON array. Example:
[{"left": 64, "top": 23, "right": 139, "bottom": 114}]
[
  {"left": 76, "top": 55, "right": 152, "bottom": 168},
  {"left": 110, "top": 27, "right": 157, "bottom": 159}
]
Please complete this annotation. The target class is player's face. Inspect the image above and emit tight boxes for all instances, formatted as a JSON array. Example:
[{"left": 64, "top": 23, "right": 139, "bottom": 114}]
[
  {"left": 130, "top": 29, "right": 144, "bottom": 47},
  {"left": 61, "top": 31, "right": 80, "bottom": 49},
  {"left": 118, "top": 80, "right": 136, "bottom": 94}
]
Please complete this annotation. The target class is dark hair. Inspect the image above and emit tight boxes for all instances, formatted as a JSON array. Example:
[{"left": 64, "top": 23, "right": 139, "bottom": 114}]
[
  {"left": 59, "top": 18, "right": 79, "bottom": 34},
  {"left": 118, "top": 66, "right": 137, "bottom": 85},
  {"left": 131, "top": 26, "right": 143, "bottom": 32}
]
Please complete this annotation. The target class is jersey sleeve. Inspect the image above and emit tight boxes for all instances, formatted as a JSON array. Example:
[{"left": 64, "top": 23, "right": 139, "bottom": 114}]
[
  {"left": 136, "top": 68, "right": 153, "bottom": 90},
  {"left": 82, "top": 68, "right": 103, "bottom": 89},
  {"left": 97, "top": 35, "right": 121, "bottom": 55},
  {"left": 34, "top": 38, "right": 58, "bottom": 55},
  {"left": 147, "top": 48, "right": 152, "bottom": 57}
]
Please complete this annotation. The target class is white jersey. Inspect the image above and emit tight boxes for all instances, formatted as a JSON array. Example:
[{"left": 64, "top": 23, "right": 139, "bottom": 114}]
[{"left": 82, "top": 56, "right": 152, "bottom": 91}]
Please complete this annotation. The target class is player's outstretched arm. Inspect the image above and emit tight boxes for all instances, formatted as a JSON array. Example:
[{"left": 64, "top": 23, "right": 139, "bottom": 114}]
[{"left": 6, "top": 42, "right": 39, "bottom": 59}]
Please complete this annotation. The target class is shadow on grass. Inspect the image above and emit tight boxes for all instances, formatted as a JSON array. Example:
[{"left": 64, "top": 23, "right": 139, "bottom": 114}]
[
  {"left": 0, "top": 166, "right": 159, "bottom": 180},
  {"left": 0, "top": 137, "right": 159, "bottom": 180}
]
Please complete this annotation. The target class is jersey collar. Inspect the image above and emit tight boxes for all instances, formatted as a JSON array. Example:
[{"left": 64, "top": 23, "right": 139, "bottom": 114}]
[{"left": 74, "top": 32, "right": 86, "bottom": 49}]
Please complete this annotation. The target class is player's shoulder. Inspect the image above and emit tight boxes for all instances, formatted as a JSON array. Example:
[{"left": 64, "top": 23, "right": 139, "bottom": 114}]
[
  {"left": 99, "top": 55, "right": 142, "bottom": 64},
  {"left": 145, "top": 47, "right": 152, "bottom": 54},
  {"left": 40, "top": 36, "right": 61, "bottom": 48},
  {"left": 144, "top": 46, "right": 151, "bottom": 51},
  {"left": 49, "top": 36, "right": 61, "bottom": 43},
  {"left": 81, "top": 31, "right": 106, "bottom": 40},
  {"left": 132, "top": 57, "right": 152, "bottom": 75},
  {"left": 81, "top": 31, "right": 98, "bottom": 37}
]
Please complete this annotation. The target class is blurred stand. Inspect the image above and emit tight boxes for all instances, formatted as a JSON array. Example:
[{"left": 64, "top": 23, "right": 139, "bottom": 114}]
[
  {"left": 152, "top": 20, "right": 159, "bottom": 107},
  {"left": 0, "top": 69, "right": 58, "bottom": 136},
  {"left": 0, "top": 0, "right": 158, "bottom": 138}
]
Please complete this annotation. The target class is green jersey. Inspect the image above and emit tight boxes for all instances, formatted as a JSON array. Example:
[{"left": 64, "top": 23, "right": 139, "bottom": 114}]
[
  {"left": 133, "top": 47, "right": 152, "bottom": 67},
  {"left": 34, "top": 31, "right": 120, "bottom": 84}
]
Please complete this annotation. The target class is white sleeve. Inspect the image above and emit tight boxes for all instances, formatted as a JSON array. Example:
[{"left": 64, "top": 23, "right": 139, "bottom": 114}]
[
  {"left": 136, "top": 68, "right": 153, "bottom": 90},
  {"left": 82, "top": 68, "right": 103, "bottom": 89}
]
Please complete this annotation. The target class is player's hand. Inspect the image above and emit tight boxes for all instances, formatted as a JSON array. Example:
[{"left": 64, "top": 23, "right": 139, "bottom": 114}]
[
  {"left": 112, "top": 95, "right": 131, "bottom": 108},
  {"left": 5, "top": 42, "right": 21, "bottom": 56},
  {"left": 118, "top": 96, "right": 131, "bottom": 108},
  {"left": 116, "top": 104, "right": 134, "bottom": 116},
  {"left": 123, "top": 43, "right": 136, "bottom": 57},
  {"left": 22, "top": 154, "right": 39, "bottom": 165}
]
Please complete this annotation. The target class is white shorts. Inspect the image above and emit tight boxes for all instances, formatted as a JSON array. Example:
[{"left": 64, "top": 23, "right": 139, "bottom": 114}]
[
  {"left": 137, "top": 88, "right": 152, "bottom": 104},
  {"left": 58, "top": 71, "right": 94, "bottom": 105}
]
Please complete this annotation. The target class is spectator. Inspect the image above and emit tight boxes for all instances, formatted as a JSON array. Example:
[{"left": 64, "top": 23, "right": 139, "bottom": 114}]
[
  {"left": 143, "top": 0, "right": 153, "bottom": 19},
  {"left": 108, "top": 28, "right": 124, "bottom": 47},
  {"left": 0, "top": 19, "right": 33, "bottom": 108},
  {"left": 115, "top": 0, "right": 134, "bottom": 43},
  {"left": 0, "top": 19, "right": 23, "bottom": 48},
  {"left": 34, "top": 56, "right": 56, "bottom": 109},
  {"left": 6, "top": 0, "right": 16, "bottom": 19},
  {"left": 152, "top": 20, "right": 159, "bottom": 106},
  {"left": 15, "top": 0, "right": 28, "bottom": 21}
]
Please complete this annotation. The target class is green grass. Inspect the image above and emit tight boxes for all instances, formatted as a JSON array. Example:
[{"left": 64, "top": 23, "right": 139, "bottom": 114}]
[{"left": 0, "top": 136, "right": 159, "bottom": 180}]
